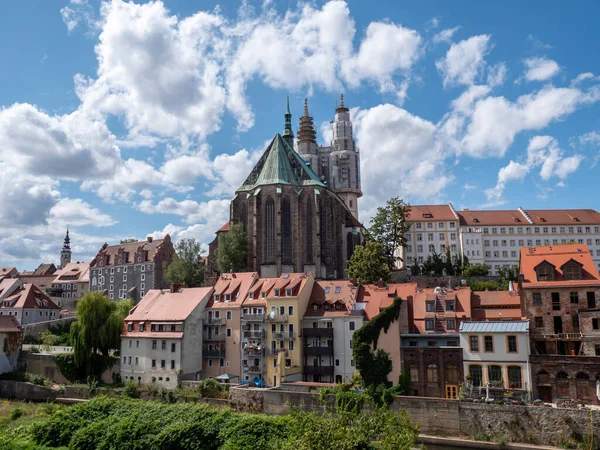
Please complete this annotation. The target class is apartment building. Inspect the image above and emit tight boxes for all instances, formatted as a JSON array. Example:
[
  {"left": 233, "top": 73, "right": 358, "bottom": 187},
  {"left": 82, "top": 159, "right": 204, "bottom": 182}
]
[
  {"left": 48, "top": 262, "right": 90, "bottom": 310},
  {"left": 120, "top": 285, "right": 213, "bottom": 388},
  {"left": 0, "top": 284, "right": 61, "bottom": 325},
  {"left": 302, "top": 280, "right": 363, "bottom": 384},
  {"left": 202, "top": 272, "right": 259, "bottom": 380},
  {"left": 519, "top": 244, "right": 600, "bottom": 404},
  {"left": 265, "top": 273, "right": 314, "bottom": 387},
  {"left": 459, "top": 321, "right": 531, "bottom": 395},
  {"left": 90, "top": 236, "right": 174, "bottom": 304},
  {"left": 403, "top": 206, "right": 600, "bottom": 276}
]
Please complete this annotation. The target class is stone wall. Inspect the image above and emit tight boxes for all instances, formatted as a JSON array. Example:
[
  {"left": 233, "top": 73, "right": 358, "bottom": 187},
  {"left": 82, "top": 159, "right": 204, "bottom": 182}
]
[
  {"left": 0, "top": 380, "right": 58, "bottom": 401},
  {"left": 21, "top": 317, "right": 76, "bottom": 339},
  {"left": 230, "top": 385, "right": 329, "bottom": 414},
  {"left": 390, "top": 396, "right": 461, "bottom": 436}
]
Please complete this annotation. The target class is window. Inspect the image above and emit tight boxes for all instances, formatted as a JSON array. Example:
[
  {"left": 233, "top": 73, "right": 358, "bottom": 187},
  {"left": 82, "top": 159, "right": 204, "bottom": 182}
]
[
  {"left": 410, "top": 365, "right": 419, "bottom": 382},
  {"left": 572, "top": 315, "right": 580, "bottom": 329},
  {"left": 162, "top": 340, "right": 167, "bottom": 350},
  {"left": 426, "top": 301, "right": 434, "bottom": 312},
  {"left": 507, "top": 336, "right": 517, "bottom": 353},
  {"left": 533, "top": 293, "right": 542, "bottom": 305},
  {"left": 128, "top": 356, "right": 132, "bottom": 365},
  {"left": 288, "top": 306, "right": 294, "bottom": 316},
  {"left": 151, "top": 359, "right": 156, "bottom": 368},
  {"left": 446, "top": 301, "right": 455, "bottom": 312},
  {"left": 469, "top": 336, "right": 479, "bottom": 352},
  {"left": 427, "top": 340, "right": 437, "bottom": 347},
  {"left": 588, "top": 292, "right": 597, "bottom": 309},
  {"left": 426, "top": 364, "right": 438, "bottom": 383},
  {"left": 425, "top": 319, "right": 434, "bottom": 331},
  {"left": 161, "top": 360, "right": 165, "bottom": 368},
  {"left": 288, "top": 340, "right": 294, "bottom": 351},
  {"left": 139, "top": 323, "right": 144, "bottom": 332},
  {"left": 350, "top": 360, "right": 355, "bottom": 367},
  {"left": 534, "top": 316, "right": 544, "bottom": 328},
  {"left": 445, "top": 363, "right": 458, "bottom": 384},
  {"left": 564, "top": 264, "right": 582, "bottom": 280},
  {"left": 536, "top": 264, "right": 554, "bottom": 281},
  {"left": 135, "top": 357, "right": 139, "bottom": 366},
  {"left": 570, "top": 292, "right": 579, "bottom": 304},
  {"left": 484, "top": 336, "right": 494, "bottom": 352},
  {"left": 226, "top": 328, "right": 232, "bottom": 337},
  {"left": 152, "top": 340, "right": 157, "bottom": 350},
  {"left": 446, "top": 319, "right": 456, "bottom": 330},
  {"left": 171, "top": 343, "right": 176, "bottom": 352},
  {"left": 171, "top": 360, "right": 175, "bottom": 370},
  {"left": 593, "top": 318, "right": 599, "bottom": 330},
  {"left": 128, "top": 340, "right": 132, "bottom": 348},
  {"left": 136, "top": 340, "right": 139, "bottom": 348},
  {"left": 508, "top": 366, "right": 522, "bottom": 389},
  {"left": 226, "top": 311, "right": 232, "bottom": 320},
  {"left": 488, "top": 365, "right": 502, "bottom": 385},
  {"left": 551, "top": 292, "right": 560, "bottom": 311}
]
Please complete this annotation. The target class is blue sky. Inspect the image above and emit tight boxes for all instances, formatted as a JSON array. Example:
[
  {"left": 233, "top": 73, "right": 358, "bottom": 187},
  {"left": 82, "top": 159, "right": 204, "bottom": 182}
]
[{"left": 1, "top": 0, "right": 600, "bottom": 269}]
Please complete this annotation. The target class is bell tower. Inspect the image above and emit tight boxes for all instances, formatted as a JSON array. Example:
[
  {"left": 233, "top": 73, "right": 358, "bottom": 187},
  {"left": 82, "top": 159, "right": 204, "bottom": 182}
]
[{"left": 60, "top": 228, "right": 72, "bottom": 269}]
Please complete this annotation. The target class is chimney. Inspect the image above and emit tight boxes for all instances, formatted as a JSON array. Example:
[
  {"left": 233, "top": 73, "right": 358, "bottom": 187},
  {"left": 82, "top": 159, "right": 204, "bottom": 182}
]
[
  {"left": 147, "top": 236, "right": 153, "bottom": 243},
  {"left": 377, "top": 279, "right": 385, "bottom": 288},
  {"left": 170, "top": 283, "right": 180, "bottom": 293}
]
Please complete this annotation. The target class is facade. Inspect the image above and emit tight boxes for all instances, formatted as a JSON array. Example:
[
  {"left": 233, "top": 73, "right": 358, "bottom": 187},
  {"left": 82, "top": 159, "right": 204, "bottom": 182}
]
[
  {"left": 302, "top": 280, "right": 363, "bottom": 384},
  {"left": 0, "top": 284, "right": 61, "bottom": 325},
  {"left": 89, "top": 236, "right": 174, "bottom": 304},
  {"left": 0, "top": 315, "right": 22, "bottom": 374},
  {"left": 120, "top": 285, "right": 213, "bottom": 388},
  {"left": 459, "top": 321, "right": 531, "bottom": 396},
  {"left": 519, "top": 244, "right": 600, "bottom": 404},
  {"left": 402, "top": 206, "right": 600, "bottom": 275},
  {"left": 208, "top": 99, "right": 362, "bottom": 281},
  {"left": 265, "top": 273, "right": 314, "bottom": 387},
  {"left": 202, "top": 272, "right": 259, "bottom": 380},
  {"left": 48, "top": 262, "right": 90, "bottom": 310}
]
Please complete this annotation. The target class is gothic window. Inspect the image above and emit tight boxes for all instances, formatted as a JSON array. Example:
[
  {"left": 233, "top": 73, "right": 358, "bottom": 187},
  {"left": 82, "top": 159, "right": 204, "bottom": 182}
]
[
  {"left": 264, "top": 197, "right": 276, "bottom": 263},
  {"left": 306, "top": 199, "right": 313, "bottom": 264},
  {"left": 319, "top": 197, "right": 328, "bottom": 264},
  {"left": 241, "top": 204, "right": 247, "bottom": 232},
  {"left": 281, "top": 197, "right": 292, "bottom": 265},
  {"left": 347, "top": 232, "right": 356, "bottom": 261}
]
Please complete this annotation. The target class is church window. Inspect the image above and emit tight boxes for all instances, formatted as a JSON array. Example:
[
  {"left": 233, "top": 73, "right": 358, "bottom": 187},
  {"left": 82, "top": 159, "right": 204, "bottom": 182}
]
[
  {"left": 241, "top": 204, "right": 247, "bottom": 232},
  {"left": 264, "top": 197, "right": 276, "bottom": 263},
  {"left": 306, "top": 200, "right": 313, "bottom": 264},
  {"left": 281, "top": 197, "right": 292, "bottom": 264},
  {"left": 320, "top": 198, "right": 328, "bottom": 263}
]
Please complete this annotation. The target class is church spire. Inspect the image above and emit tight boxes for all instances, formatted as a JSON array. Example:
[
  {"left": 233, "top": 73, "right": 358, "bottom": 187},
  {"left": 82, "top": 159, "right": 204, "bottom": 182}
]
[
  {"left": 60, "top": 227, "right": 72, "bottom": 269},
  {"left": 283, "top": 96, "right": 294, "bottom": 148},
  {"left": 297, "top": 97, "right": 316, "bottom": 146},
  {"left": 335, "top": 92, "right": 349, "bottom": 113},
  {"left": 63, "top": 228, "right": 71, "bottom": 250}
]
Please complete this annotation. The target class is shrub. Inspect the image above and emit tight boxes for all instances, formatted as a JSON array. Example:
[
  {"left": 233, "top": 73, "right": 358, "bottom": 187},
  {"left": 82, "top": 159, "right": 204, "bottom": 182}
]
[
  {"left": 9, "top": 407, "right": 25, "bottom": 420},
  {"left": 23, "top": 335, "right": 39, "bottom": 345},
  {"left": 122, "top": 381, "right": 139, "bottom": 398},
  {"left": 197, "top": 378, "right": 223, "bottom": 398},
  {"left": 468, "top": 281, "right": 502, "bottom": 291}
]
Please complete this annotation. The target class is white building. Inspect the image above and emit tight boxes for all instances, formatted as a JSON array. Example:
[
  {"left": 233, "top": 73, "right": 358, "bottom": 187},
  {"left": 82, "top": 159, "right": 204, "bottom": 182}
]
[
  {"left": 302, "top": 280, "right": 364, "bottom": 383},
  {"left": 0, "top": 284, "right": 61, "bottom": 325},
  {"left": 459, "top": 321, "right": 531, "bottom": 392},
  {"left": 403, "top": 206, "right": 600, "bottom": 275},
  {"left": 120, "top": 285, "right": 213, "bottom": 388},
  {"left": 49, "top": 262, "right": 90, "bottom": 310}
]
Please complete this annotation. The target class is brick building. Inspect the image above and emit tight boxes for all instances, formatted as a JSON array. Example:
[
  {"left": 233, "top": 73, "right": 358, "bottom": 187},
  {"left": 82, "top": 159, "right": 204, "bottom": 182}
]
[
  {"left": 89, "top": 236, "right": 174, "bottom": 304},
  {"left": 519, "top": 244, "right": 600, "bottom": 404}
]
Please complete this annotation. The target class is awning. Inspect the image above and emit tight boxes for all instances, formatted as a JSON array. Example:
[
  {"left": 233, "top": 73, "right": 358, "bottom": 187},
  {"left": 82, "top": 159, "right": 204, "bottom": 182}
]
[{"left": 214, "top": 373, "right": 239, "bottom": 381}]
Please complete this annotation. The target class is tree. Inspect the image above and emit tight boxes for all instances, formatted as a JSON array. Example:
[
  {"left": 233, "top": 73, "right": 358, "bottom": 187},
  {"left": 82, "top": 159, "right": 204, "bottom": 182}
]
[
  {"left": 216, "top": 222, "right": 247, "bottom": 273},
  {"left": 444, "top": 247, "right": 455, "bottom": 276},
  {"left": 345, "top": 240, "right": 390, "bottom": 284},
  {"left": 462, "top": 264, "right": 490, "bottom": 277},
  {"left": 120, "top": 238, "right": 137, "bottom": 244},
  {"left": 164, "top": 238, "right": 205, "bottom": 287},
  {"left": 70, "top": 292, "right": 131, "bottom": 376},
  {"left": 409, "top": 262, "right": 421, "bottom": 275},
  {"left": 368, "top": 197, "right": 411, "bottom": 269}
]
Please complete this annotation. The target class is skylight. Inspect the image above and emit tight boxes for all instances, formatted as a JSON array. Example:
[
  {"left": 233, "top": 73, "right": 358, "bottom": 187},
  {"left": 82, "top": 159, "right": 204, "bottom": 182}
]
[
  {"left": 334, "top": 287, "right": 341, "bottom": 294},
  {"left": 324, "top": 287, "right": 330, "bottom": 294},
  {"left": 283, "top": 273, "right": 290, "bottom": 279}
]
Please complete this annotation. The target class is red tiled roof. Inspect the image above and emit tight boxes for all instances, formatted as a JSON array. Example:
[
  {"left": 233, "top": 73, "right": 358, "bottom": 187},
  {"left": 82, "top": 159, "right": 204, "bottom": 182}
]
[
  {"left": 471, "top": 308, "right": 523, "bottom": 321},
  {"left": 358, "top": 283, "right": 417, "bottom": 321},
  {"left": 525, "top": 209, "right": 600, "bottom": 225},
  {"left": 0, "top": 284, "right": 60, "bottom": 310},
  {"left": 304, "top": 280, "right": 359, "bottom": 317},
  {"left": 122, "top": 331, "right": 183, "bottom": 339},
  {"left": 471, "top": 290, "right": 520, "bottom": 308},
  {"left": 207, "top": 272, "right": 259, "bottom": 309},
  {"left": 218, "top": 221, "right": 230, "bottom": 232},
  {"left": 0, "top": 315, "right": 21, "bottom": 333},
  {"left": 53, "top": 262, "right": 90, "bottom": 284},
  {"left": 459, "top": 210, "right": 528, "bottom": 226},
  {"left": 90, "top": 235, "right": 171, "bottom": 268},
  {"left": 242, "top": 278, "right": 276, "bottom": 306},
  {"left": 407, "top": 205, "right": 457, "bottom": 222},
  {"left": 520, "top": 244, "right": 600, "bottom": 288},
  {"left": 267, "top": 273, "right": 312, "bottom": 299},
  {"left": 125, "top": 287, "right": 213, "bottom": 321}
]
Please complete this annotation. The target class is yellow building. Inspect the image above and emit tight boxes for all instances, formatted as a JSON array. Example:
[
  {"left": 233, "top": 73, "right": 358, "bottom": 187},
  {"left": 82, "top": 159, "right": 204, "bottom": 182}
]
[{"left": 265, "top": 273, "right": 314, "bottom": 387}]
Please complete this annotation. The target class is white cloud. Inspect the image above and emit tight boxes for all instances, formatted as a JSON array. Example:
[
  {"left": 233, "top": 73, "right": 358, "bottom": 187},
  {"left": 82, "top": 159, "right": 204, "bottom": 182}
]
[
  {"left": 47, "top": 198, "right": 116, "bottom": 227},
  {"left": 432, "top": 26, "right": 460, "bottom": 44},
  {"left": 138, "top": 198, "right": 230, "bottom": 226},
  {"left": 487, "top": 62, "right": 507, "bottom": 87},
  {"left": 522, "top": 57, "right": 560, "bottom": 82},
  {"left": 436, "top": 35, "right": 491, "bottom": 87}
]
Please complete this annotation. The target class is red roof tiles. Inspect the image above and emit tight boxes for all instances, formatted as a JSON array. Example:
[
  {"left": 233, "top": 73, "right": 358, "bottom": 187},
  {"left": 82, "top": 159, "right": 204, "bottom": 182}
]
[
  {"left": 407, "top": 205, "right": 457, "bottom": 222},
  {"left": 0, "top": 315, "right": 21, "bottom": 333},
  {"left": 0, "top": 284, "right": 60, "bottom": 310},
  {"left": 125, "top": 286, "right": 213, "bottom": 322}
]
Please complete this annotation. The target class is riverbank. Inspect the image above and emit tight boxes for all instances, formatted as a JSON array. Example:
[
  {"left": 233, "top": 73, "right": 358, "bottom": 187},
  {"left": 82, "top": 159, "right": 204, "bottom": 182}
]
[{"left": 418, "top": 435, "right": 562, "bottom": 450}]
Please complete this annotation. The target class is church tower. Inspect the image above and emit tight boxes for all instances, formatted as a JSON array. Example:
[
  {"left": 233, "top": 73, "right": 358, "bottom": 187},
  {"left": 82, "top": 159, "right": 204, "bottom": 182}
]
[
  {"left": 60, "top": 228, "right": 72, "bottom": 269},
  {"left": 296, "top": 98, "right": 319, "bottom": 172}
]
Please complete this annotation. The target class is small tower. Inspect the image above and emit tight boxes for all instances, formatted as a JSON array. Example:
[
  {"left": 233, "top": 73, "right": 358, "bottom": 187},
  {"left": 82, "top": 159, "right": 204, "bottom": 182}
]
[
  {"left": 282, "top": 96, "right": 294, "bottom": 149},
  {"left": 60, "top": 228, "right": 72, "bottom": 269},
  {"left": 296, "top": 98, "right": 319, "bottom": 170}
]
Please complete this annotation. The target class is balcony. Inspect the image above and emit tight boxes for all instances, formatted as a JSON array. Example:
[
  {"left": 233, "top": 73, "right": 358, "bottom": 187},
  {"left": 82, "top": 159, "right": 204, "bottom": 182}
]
[
  {"left": 304, "top": 365, "right": 334, "bottom": 375},
  {"left": 272, "top": 331, "right": 295, "bottom": 340},
  {"left": 203, "top": 317, "right": 225, "bottom": 326},
  {"left": 266, "top": 348, "right": 287, "bottom": 356},
  {"left": 266, "top": 314, "right": 288, "bottom": 322},
  {"left": 303, "top": 327, "right": 334, "bottom": 338},
  {"left": 243, "top": 329, "right": 265, "bottom": 339},
  {"left": 245, "top": 365, "right": 264, "bottom": 375},
  {"left": 203, "top": 334, "right": 225, "bottom": 342},
  {"left": 242, "top": 313, "right": 265, "bottom": 322},
  {"left": 243, "top": 347, "right": 265, "bottom": 357},
  {"left": 304, "top": 345, "right": 333, "bottom": 355},
  {"left": 533, "top": 333, "right": 582, "bottom": 340},
  {"left": 203, "top": 349, "right": 225, "bottom": 358}
]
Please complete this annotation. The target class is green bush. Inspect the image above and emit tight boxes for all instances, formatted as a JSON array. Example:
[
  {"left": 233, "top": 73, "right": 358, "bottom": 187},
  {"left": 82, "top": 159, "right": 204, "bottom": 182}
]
[
  {"left": 122, "top": 381, "right": 139, "bottom": 398},
  {"left": 468, "top": 280, "right": 502, "bottom": 291},
  {"left": 23, "top": 335, "right": 39, "bottom": 345},
  {"left": 9, "top": 407, "right": 25, "bottom": 421},
  {"left": 462, "top": 264, "right": 490, "bottom": 276}
]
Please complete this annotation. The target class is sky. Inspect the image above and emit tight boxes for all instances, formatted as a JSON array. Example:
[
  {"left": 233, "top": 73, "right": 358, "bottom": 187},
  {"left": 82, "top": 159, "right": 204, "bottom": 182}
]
[{"left": 1, "top": 0, "right": 600, "bottom": 270}]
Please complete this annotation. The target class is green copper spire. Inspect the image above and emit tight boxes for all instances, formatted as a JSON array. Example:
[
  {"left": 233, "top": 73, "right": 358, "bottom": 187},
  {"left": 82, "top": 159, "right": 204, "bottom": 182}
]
[{"left": 283, "top": 96, "right": 294, "bottom": 148}]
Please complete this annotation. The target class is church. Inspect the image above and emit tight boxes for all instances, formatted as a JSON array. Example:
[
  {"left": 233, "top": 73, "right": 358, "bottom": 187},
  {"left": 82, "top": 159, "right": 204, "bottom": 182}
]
[{"left": 209, "top": 95, "right": 363, "bottom": 280}]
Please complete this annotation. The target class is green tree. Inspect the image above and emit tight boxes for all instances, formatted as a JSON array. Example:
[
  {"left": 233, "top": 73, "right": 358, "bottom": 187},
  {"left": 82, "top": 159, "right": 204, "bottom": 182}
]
[
  {"left": 165, "top": 238, "right": 205, "bottom": 287},
  {"left": 462, "top": 264, "right": 490, "bottom": 277},
  {"left": 345, "top": 240, "right": 390, "bottom": 284},
  {"left": 216, "top": 222, "right": 247, "bottom": 273},
  {"left": 409, "top": 262, "right": 421, "bottom": 275},
  {"left": 397, "top": 365, "right": 411, "bottom": 396},
  {"left": 444, "top": 247, "right": 455, "bottom": 276},
  {"left": 430, "top": 251, "right": 445, "bottom": 275},
  {"left": 368, "top": 197, "right": 412, "bottom": 269},
  {"left": 70, "top": 293, "right": 131, "bottom": 376}
]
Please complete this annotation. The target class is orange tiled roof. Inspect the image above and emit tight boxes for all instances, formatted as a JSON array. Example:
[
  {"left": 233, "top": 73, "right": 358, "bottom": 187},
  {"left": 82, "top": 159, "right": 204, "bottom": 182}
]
[
  {"left": 207, "top": 272, "right": 259, "bottom": 309},
  {"left": 358, "top": 283, "right": 417, "bottom": 321},
  {"left": 407, "top": 205, "right": 457, "bottom": 222},
  {"left": 471, "top": 290, "right": 522, "bottom": 321},
  {"left": 304, "top": 280, "right": 359, "bottom": 317},
  {"left": 268, "top": 273, "right": 312, "bottom": 298},
  {"left": 242, "top": 278, "right": 276, "bottom": 306},
  {"left": 218, "top": 221, "right": 230, "bottom": 232},
  {"left": 525, "top": 209, "right": 600, "bottom": 225},
  {"left": 459, "top": 210, "right": 528, "bottom": 226},
  {"left": 125, "top": 286, "right": 213, "bottom": 321},
  {"left": 0, "top": 284, "right": 60, "bottom": 310},
  {"left": 519, "top": 244, "right": 600, "bottom": 288},
  {"left": 52, "top": 262, "right": 90, "bottom": 284},
  {"left": 0, "top": 315, "right": 21, "bottom": 333}
]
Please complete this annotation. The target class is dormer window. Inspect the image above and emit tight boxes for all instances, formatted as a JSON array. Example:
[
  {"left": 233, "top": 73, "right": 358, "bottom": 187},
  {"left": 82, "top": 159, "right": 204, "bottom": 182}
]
[
  {"left": 285, "top": 289, "right": 293, "bottom": 296},
  {"left": 536, "top": 262, "right": 555, "bottom": 282},
  {"left": 334, "top": 286, "right": 341, "bottom": 294},
  {"left": 562, "top": 260, "right": 583, "bottom": 281},
  {"left": 225, "top": 294, "right": 231, "bottom": 302},
  {"left": 214, "top": 294, "right": 221, "bottom": 302},
  {"left": 312, "top": 304, "right": 318, "bottom": 311},
  {"left": 249, "top": 292, "right": 254, "bottom": 299},
  {"left": 324, "top": 287, "right": 330, "bottom": 294},
  {"left": 127, "top": 324, "right": 133, "bottom": 332},
  {"left": 274, "top": 289, "right": 280, "bottom": 296},
  {"left": 335, "top": 302, "right": 341, "bottom": 310},
  {"left": 139, "top": 323, "right": 144, "bottom": 332},
  {"left": 261, "top": 291, "right": 266, "bottom": 299}
]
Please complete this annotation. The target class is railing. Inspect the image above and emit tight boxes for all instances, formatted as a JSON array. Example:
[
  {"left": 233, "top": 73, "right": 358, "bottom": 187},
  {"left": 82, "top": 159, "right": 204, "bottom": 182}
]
[
  {"left": 203, "top": 318, "right": 225, "bottom": 326},
  {"left": 203, "top": 349, "right": 224, "bottom": 358},
  {"left": 266, "top": 314, "right": 288, "bottom": 322},
  {"left": 272, "top": 332, "right": 285, "bottom": 340},
  {"left": 242, "top": 313, "right": 265, "bottom": 321},
  {"left": 304, "top": 345, "right": 333, "bottom": 355},
  {"left": 245, "top": 365, "right": 264, "bottom": 374},
  {"left": 534, "top": 333, "right": 582, "bottom": 340},
  {"left": 266, "top": 348, "right": 287, "bottom": 356},
  {"left": 303, "top": 328, "right": 334, "bottom": 338},
  {"left": 303, "top": 365, "right": 334, "bottom": 375},
  {"left": 203, "top": 334, "right": 225, "bottom": 342},
  {"left": 243, "top": 330, "right": 265, "bottom": 338},
  {"left": 243, "top": 347, "right": 265, "bottom": 357}
]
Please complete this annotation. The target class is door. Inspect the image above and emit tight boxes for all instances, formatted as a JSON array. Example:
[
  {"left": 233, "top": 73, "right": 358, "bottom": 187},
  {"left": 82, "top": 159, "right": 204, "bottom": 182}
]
[
  {"left": 554, "top": 316, "right": 563, "bottom": 334},
  {"left": 537, "top": 386, "right": 552, "bottom": 403},
  {"left": 445, "top": 385, "right": 458, "bottom": 399}
]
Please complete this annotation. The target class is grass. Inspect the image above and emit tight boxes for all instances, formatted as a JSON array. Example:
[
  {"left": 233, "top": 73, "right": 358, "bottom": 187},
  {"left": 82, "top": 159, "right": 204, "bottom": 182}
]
[{"left": 0, "top": 400, "right": 67, "bottom": 449}]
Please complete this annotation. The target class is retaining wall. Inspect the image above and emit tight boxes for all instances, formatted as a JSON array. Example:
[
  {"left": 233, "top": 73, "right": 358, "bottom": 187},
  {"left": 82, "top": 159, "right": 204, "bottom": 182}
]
[{"left": 21, "top": 317, "right": 76, "bottom": 339}]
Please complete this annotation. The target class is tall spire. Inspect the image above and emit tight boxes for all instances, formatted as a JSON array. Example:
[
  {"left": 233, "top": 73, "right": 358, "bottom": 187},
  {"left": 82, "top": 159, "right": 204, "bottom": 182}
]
[
  {"left": 63, "top": 228, "right": 71, "bottom": 250},
  {"left": 297, "top": 97, "right": 316, "bottom": 145},
  {"left": 303, "top": 98, "right": 309, "bottom": 117},
  {"left": 336, "top": 92, "right": 349, "bottom": 113},
  {"left": 283, "top": 96, "right": 294, "bottom": 148}
]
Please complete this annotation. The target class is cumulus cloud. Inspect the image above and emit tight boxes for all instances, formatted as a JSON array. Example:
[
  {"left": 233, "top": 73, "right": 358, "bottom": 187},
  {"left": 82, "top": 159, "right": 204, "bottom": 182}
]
[
  {"left": 432, "top": 26, "right": 460, "bottom": 44},
  {"left": 522, "top": 57, "right": 560, "bottom": 82},
  {"left": 47, "top": 198, "right": 116, "bottom": 227},
  {"left": 436, "top": 35, "right": 491, "bottom": 86}
]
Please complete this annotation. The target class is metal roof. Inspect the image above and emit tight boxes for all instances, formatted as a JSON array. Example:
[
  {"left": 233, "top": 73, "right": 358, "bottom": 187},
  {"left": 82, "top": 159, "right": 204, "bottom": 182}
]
[{"left": 459, "top": 321, "right": 529, "bottom": 333}]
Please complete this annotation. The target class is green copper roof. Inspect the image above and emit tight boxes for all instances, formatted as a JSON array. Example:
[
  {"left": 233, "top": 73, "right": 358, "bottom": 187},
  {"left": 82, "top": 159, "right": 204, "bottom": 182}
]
[{"left": 237, "top": 133, "right": 325, "bottom": 192}]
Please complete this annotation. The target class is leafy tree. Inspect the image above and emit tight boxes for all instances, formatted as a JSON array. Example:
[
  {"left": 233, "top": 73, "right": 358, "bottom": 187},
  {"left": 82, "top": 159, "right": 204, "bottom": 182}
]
[
  {"left": 409, "top": 262, "right": 421, "bottom": 275},
  {"left": 397, "top": 364, "right": 411, "bottom": 396},
  {"left": 216, "top": 223, "right": 247, "bottom": 273},
  {"left": 345, "top": 240, "right": 390, "bottom": 284},
  {"left": 120, "top": 238, "right": 137, "bottom": 244},
  {"left": 165, "top": 238, "right": 205, "bottom": 287},
  {"left": 368, "top": 197, "right": 411, "bottom": 269},
  {"left": 497, "top": 266, "right": 519, "bottom": 282},
  {"left": 430, "top": 251, "right": 445, "bottom": 275},
  {"left": 70, "top": 293, "right": 131, "bottom": 376},
  {"left": 468, "top": 280, "right": 501, "bottom": 291},
  {"left": 462, "top": 264, "right": 490, "bottom": 277},
  {"left": 421, "top": 255, "right": 435, "bottom": 275}
]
